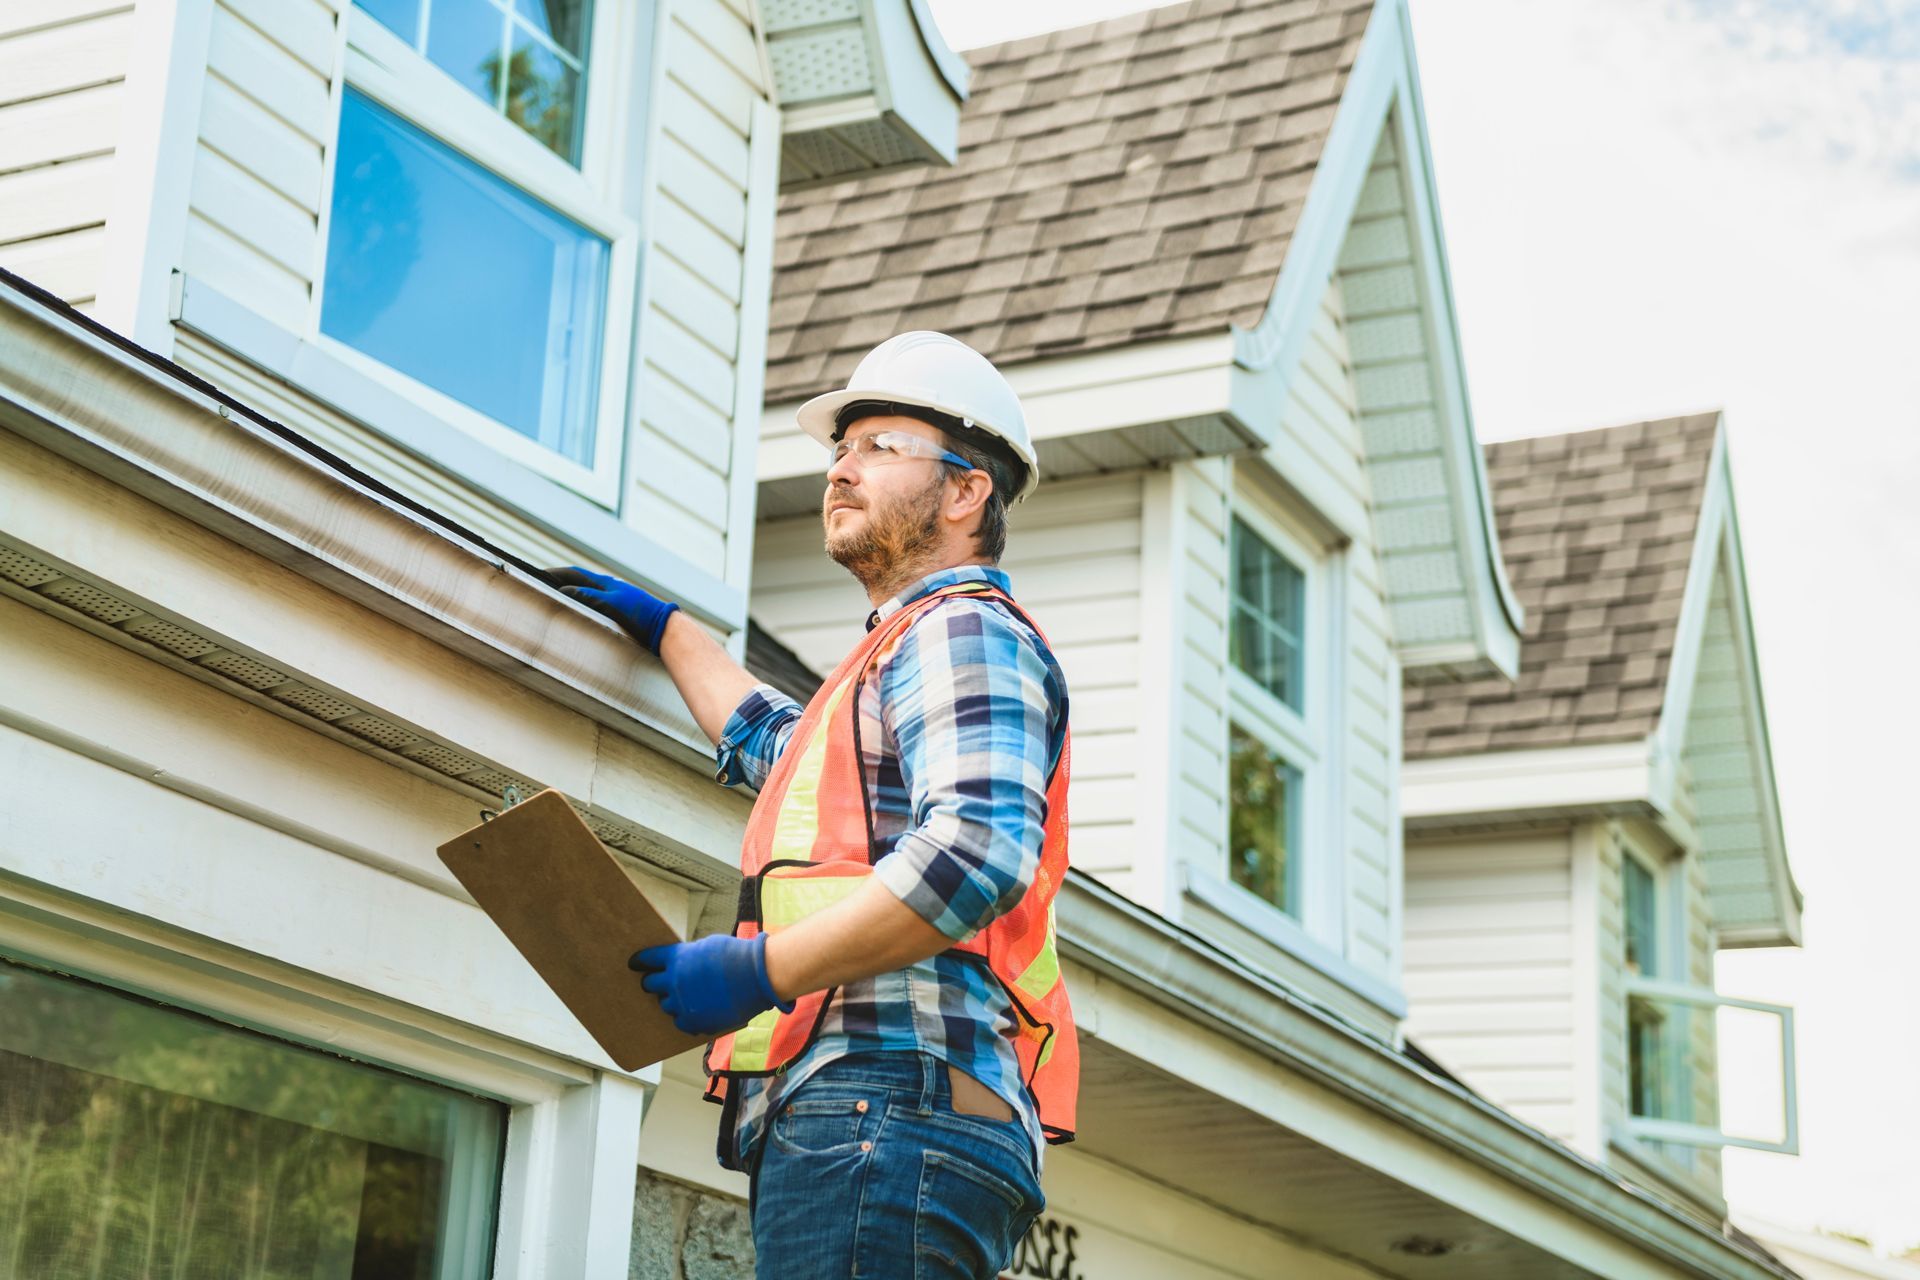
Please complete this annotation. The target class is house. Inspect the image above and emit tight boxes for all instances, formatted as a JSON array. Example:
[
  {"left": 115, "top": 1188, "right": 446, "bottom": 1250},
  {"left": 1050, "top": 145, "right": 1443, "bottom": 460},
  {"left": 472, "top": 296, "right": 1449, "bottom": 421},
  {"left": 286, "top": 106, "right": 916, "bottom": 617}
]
[
  {"left": 0, "top": 1, "right": 1809, "bottom": 1278},
  {"left": 1397, "top": 414, "right": 1805, "bottom": 1217},
  {"left": 739, "top": 0, "right": 1803, "bottom": 1275},
  {"left": 0, "top": 0, "right": 973, "bottom": 1271}
]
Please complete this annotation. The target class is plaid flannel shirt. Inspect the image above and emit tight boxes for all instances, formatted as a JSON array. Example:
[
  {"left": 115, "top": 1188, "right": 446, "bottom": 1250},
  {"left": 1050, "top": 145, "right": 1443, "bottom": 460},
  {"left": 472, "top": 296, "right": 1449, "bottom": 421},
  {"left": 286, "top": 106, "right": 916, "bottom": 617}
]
[{"left": 712, "top": 565, "right": 1067, "bottom": 1172}]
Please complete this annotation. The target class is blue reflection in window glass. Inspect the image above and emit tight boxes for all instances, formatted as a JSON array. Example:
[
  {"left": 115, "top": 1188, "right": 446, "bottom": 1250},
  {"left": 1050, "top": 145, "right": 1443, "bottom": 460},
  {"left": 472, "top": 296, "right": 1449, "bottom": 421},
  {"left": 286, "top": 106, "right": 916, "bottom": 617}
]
[
  {"left": 355, "top": 0, "right": 420, "bottom": 43},
  {"left": 427, "top": 0, "right": 508, "bottom": 109},
  {"left": 321, "top": 90, "right": 608, "bottom": 467}
]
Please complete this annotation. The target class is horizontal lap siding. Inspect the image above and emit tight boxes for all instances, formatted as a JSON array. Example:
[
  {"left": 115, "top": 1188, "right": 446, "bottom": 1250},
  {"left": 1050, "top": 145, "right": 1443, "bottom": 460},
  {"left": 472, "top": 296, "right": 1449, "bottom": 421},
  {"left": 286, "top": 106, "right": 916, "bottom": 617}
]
[
  {"left": 747, "top": 474, "right": 1147, "bottom": 883},
  {"left": 1402, "top": 830, "right": 1579, "bottom": 1144},
  {"left": 0, "top": 5, "right": 134, "bottom": 310},
  {"left": 1173, "top": 459, "right": 1230, "bottom": 870},
  {"left": 627, "top": 0, "right": 768, "bottom": 580}
]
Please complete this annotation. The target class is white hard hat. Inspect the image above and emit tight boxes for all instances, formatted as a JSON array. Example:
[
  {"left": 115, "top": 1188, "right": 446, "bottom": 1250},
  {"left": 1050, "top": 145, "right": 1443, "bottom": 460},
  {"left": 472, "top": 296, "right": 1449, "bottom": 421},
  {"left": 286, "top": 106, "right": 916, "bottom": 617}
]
[{"left": 796, "top": 331, "right": 1039, "bottom": 500}]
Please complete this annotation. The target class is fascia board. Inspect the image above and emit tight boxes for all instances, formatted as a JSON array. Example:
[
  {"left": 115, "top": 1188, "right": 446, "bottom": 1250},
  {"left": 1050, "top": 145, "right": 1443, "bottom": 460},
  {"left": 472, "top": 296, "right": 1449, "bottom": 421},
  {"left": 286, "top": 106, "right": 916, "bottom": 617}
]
[
  {"left": 0, "top": 280, "right": 721, "bottom": 772},
  {"left": 1401, "top": 739, "right": 1660, "bottom": 826},
  {"left": 756, "top": 331, "right": 1238, "bottom": 482},
  {"left": 1058, "top": 869, "right": 1799, "bottom": 1280}
]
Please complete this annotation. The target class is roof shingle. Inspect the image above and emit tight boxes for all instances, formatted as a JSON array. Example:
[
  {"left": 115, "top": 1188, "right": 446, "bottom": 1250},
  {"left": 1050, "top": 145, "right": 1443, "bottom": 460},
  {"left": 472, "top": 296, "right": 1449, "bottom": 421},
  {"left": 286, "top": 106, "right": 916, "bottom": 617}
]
[
  {"left": 1403, "top": 414, "right": 1723, "bottom": 759},
  {"left": 765, "top": 0, "right": 1377, "bottom": 403}
]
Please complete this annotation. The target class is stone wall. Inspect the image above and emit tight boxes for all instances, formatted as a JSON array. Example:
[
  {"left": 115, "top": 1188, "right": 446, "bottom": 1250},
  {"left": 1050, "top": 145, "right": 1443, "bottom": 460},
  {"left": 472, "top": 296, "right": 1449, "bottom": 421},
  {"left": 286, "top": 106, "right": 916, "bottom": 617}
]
[{"left": 630, "top": 1170, "right": 757, "bottom": 1280}]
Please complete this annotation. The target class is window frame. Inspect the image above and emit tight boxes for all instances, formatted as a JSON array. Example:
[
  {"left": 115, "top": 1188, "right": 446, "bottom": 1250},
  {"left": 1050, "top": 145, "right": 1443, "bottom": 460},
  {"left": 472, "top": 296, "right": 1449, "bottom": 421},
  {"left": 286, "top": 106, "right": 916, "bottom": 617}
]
[
  {"left": 0, "top": 896, "right": 650, "bottom": 1271},
  {"left": 1199, "top": 489, "right": 1353, "bottom": 964},
  {"left": 310, "top": 4, "right": 641, "bottom": 508},
  {"left": 1616, "top": 845, "right": 1800, "bottom": 1155}
]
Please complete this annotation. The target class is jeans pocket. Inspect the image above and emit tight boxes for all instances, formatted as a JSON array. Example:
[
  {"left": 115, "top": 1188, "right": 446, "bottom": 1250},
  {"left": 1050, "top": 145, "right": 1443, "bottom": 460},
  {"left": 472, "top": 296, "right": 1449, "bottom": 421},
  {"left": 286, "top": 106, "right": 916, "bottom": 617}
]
[
  {"left": 913, "top": 1149, "right": 1036, "bottom": 1280},
  {"left": 770, "top": 1094, "right": 871, "bottom": 1156}
]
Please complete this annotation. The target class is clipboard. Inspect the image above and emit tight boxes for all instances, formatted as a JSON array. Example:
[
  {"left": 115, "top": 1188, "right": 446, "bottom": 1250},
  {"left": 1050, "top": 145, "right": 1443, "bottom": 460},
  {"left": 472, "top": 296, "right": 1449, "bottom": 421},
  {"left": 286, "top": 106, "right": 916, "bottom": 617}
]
[{"left": 437, "top": 788, "right": 709, "bottom": 1071}]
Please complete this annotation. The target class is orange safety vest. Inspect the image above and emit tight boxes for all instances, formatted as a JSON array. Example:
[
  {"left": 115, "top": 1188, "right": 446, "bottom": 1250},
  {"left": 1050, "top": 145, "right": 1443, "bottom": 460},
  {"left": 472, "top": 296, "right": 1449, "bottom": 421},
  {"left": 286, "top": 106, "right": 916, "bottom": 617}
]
[{"left": 704, "top": 581, "right": 1078, "bottom": 1146}]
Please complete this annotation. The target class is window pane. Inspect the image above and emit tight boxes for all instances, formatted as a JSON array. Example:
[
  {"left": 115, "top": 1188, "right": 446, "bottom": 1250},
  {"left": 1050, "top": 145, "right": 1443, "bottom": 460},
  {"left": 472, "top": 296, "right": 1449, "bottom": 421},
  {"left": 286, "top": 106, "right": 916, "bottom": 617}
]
[
  {"left": 0, "top": 957, "right": 503, "bottom": 1279},
  {"left": 1228, "top": 724, "right": 1300, "bottom": 915},
  {"left": 516, "top": 0, "right": 588, "bottom": 58},
  {"left": 506, "top": 25, "right": 584, "bottom": 160},
  {"left": 426, "top": 0, "right": 509, "bottom": 108},
  {"left": 1623, "top": 855, "right": 1658, "bottom": 976},
  {"left": 322, "top": 89, "right": 608, "bottom": 466},
  {"left": 1229, "top": 518, "right": 1306, "bottom": 710},
  {"left": 356, "top": 0, "right": 421, "bottom": 44}
]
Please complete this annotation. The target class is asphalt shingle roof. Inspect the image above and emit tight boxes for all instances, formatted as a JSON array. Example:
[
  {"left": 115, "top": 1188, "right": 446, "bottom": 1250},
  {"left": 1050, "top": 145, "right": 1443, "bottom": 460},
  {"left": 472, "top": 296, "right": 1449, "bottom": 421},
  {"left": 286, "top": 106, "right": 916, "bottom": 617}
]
[
  {"left": 765, "top": 0, "right": 1377, "bottom": 403},
  {"left": 1403, "top": 414, "right": 1723, "bottom": 759}
]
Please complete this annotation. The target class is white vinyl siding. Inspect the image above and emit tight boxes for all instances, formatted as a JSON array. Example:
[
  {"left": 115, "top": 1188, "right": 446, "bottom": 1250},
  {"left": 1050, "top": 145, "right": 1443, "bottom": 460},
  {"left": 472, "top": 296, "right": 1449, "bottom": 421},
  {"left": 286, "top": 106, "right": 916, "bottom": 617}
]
[
  {"left": 1402, "top": 830, "right": 1579, "bottom": 1144},
  {"left": 167, "top": 0, "right": 773, "bottom": 595},
  {"left": 0, "top": 3, "right": 133, "bottom": 311},
  {"left": 747, "top": 472, "right": 1147, "bottom": 891},
  {"left": 630, "top": 0, "right": 768, "bottom": 580}
]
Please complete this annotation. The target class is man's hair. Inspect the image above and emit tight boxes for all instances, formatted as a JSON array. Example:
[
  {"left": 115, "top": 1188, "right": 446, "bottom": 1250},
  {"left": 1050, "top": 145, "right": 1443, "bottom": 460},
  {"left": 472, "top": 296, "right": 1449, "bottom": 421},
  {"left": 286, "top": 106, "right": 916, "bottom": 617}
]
[
  {"left": 831, "top": 400, "right": 1028, "bottom": 563},
  {"left": 937, "top": 427, "right": 1024, "bottom": 563}
]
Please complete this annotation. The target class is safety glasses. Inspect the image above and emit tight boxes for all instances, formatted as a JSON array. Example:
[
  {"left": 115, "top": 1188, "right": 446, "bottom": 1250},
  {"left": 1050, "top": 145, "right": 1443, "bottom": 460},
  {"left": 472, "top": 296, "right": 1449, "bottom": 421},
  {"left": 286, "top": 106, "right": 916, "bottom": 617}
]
[{"left": 828, "top": 430, "right": 975, "bottom": 471}]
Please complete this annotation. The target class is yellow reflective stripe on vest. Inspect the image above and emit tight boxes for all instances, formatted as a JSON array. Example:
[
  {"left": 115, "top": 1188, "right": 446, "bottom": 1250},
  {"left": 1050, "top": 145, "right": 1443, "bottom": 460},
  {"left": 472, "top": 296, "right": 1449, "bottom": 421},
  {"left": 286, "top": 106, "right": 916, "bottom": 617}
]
[
  {"left": 769, "top": 674, "right": 856, "bottom": 863},
  {"left": 1011, "top": 905, "right": 1060, "bottom": 1004},
  {"left": 727, "top": 1005, "right": 784, "bottom": 1073},
  {"left": 761, "top": 871, "right": 867, "bottom": 930}
]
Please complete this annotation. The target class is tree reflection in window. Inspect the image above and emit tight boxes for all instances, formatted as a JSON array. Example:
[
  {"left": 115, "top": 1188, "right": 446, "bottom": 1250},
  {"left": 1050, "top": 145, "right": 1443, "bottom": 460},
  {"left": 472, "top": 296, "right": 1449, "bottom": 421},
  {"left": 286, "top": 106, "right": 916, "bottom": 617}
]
[{"left": 1228, "top": 725, "right": 1301, "bottom": 915}]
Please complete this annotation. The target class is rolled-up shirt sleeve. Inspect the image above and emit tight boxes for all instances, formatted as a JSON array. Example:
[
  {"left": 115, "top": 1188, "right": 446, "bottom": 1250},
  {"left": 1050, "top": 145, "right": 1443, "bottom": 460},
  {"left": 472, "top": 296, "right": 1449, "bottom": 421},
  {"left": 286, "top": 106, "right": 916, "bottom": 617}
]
[
  {"left": 715, "top": 683, "right": 804, "bottom": 790},
  {"left": 873, "top": 601, "right": 1062, "bottom": 942}
]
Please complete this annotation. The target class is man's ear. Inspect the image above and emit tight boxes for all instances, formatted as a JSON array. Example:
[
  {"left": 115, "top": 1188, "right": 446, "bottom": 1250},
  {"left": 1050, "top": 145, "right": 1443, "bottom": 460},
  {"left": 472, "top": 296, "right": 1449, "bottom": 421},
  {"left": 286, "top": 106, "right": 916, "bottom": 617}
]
[{"left": 943, "top": 468, "right": 993, "bottom": 527}]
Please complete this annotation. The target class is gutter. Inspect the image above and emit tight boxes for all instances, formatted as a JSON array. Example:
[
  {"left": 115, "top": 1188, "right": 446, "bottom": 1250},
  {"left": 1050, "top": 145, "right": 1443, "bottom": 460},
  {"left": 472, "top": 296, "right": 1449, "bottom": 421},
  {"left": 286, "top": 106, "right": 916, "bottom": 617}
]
[
  {"left": 1058, "top": 869, "right": 1799, "bottom": 1280},
  {"left": 0, "top": 269, "right": 716, "bottom": 773}
]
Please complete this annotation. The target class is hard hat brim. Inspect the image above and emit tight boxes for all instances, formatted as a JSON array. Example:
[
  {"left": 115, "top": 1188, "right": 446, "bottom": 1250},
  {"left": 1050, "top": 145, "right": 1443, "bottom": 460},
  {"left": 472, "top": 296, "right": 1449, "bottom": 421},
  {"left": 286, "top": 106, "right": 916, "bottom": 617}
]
[{"left": 795, "top": 389, "right": 1040, "bottom": 500}]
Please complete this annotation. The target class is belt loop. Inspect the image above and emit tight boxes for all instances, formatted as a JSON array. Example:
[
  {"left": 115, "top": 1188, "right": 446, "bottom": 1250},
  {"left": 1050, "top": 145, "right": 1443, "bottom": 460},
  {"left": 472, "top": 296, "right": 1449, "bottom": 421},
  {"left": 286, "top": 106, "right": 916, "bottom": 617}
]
[{"left": 917, "top": 1052, "right": 937, "bottom": 1117}]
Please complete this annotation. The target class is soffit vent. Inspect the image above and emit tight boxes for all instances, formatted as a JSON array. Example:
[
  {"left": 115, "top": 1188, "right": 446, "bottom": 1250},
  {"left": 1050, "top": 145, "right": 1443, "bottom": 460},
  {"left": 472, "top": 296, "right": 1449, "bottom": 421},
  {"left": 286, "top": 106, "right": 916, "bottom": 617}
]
[
  {"left": 0, "top": 547, "right": 62, "bottom": 588},
  {"left": 0, "top": 544, "right": 732, "bottom": 889},
  {"left": 271, "top": 683, "right": 363, "bottom": 722},
  {"left": 196, "top": 650, "right": 290, "bottom": 690},
  {"left": 40, "top": 579, "right": 143, "bottom": 624}
]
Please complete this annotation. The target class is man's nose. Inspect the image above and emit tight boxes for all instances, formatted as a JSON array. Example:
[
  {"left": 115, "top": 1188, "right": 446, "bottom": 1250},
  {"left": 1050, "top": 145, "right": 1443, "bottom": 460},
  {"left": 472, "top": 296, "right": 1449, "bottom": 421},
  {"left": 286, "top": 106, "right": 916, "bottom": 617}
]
[{"left": 826, "top": 448, "right": 861, "bottom": 488}]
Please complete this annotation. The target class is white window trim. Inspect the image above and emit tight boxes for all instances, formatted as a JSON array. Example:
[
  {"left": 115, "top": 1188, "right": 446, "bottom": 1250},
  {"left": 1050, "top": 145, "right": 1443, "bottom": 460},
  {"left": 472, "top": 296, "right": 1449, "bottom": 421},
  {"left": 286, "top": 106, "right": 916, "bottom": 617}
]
[
  {"left": 309, "top": 6, "right": 642, "bottom": 509},
  {"left": 1216, "top": 492, "right": 1347, "bottom": 948},
  {"left": 1621, "top": 975, "right": 1800, "bottom": 1156},
  {"left": 0, "top": 885, "right": 653, "bottom": 1277}
]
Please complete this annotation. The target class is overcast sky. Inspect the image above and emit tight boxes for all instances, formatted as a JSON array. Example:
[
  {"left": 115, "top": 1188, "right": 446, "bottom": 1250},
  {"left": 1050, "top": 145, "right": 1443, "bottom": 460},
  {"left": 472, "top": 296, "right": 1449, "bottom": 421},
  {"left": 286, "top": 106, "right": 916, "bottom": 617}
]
[{"left": 929, "top": 0, "right": 1920, "bottom": 1252}]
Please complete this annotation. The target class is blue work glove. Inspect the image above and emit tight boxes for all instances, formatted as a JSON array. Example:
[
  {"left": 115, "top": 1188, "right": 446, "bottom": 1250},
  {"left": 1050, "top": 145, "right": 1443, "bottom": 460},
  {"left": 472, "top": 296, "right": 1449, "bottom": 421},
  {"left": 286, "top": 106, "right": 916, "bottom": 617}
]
[
  {"left": 628, "top": 934, "right": 794, "bottom": 1036},
  {"left": 548, "top": 565, "right": 680, "bottom": 653}
]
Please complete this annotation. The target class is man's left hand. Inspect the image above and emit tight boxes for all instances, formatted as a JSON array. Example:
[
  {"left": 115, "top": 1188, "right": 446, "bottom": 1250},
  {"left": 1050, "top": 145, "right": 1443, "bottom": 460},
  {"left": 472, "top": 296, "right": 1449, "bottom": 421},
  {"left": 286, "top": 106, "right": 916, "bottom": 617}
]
[{"left": 629, "top": 934, "right": 793, "bottom": 1036}]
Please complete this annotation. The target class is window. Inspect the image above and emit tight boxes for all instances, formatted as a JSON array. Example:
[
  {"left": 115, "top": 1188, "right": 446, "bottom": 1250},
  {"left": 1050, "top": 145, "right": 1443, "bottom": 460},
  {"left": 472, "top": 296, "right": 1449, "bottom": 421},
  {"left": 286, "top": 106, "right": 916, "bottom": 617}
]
[
  {"left": 321, "top": 89, "right": 608, "bottom": 467},
  {"left": 357, "top": 0, "right": 591, "bottom": 161},
  {"left": 0, "top": 957, "right": 504, "bottom": 1277},
  {"left": 1207, "top": 504, "right": 1339, "bottom": 943},
  {"left": 1230, "top": 516, "right": 1306, "bottom": 710},
  {"left": 1228, "top": 724, "right": 1302, "bottom": 914},
  {"left": 314, "top": 1, "right": 637, "bottom": 503},
  {"left": 1623, "top": 853, "right": 1686, "bottom": 1123},
  {"left": 1617, "top": 846, "right": 1800, "bottom": 1155}
]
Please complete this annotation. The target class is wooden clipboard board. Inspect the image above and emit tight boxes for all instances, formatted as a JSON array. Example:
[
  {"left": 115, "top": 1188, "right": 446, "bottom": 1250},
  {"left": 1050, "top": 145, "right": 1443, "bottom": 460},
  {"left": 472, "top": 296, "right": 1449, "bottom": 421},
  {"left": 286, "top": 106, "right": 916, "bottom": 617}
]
[{"left": 437, "top": 788, "right": 709, "bottom": 1071}]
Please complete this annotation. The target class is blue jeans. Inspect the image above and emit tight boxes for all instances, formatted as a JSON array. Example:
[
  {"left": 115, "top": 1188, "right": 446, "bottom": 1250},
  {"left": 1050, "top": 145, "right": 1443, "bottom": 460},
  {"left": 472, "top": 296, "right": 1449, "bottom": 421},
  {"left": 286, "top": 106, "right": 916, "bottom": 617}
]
[{"left": 747, "top": 1052, "right": 1045, "bottom": 1279}]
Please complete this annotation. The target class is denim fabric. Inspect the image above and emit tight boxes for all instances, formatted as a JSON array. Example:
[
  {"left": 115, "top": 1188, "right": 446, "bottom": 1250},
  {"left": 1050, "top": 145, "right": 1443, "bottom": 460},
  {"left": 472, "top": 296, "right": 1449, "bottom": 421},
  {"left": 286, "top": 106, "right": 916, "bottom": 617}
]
[{"left": 748, "top": 1052, "right": 1045, "bottom": 1280}]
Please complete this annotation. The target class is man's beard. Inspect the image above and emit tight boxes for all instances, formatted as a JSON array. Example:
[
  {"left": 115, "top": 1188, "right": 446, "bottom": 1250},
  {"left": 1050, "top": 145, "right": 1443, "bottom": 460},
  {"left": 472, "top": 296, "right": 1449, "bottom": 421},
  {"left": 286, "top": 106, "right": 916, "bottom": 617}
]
[{"left": 823, "top": 474, "right": 945, "bottom": 597}]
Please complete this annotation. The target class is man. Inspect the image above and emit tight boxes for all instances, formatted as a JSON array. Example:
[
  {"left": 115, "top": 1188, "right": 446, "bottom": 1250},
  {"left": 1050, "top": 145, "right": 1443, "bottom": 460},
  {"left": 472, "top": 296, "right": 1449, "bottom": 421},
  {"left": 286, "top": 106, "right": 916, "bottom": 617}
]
[{"left": 551, "top": 331, "right": 1078, "bottom": 1280}]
